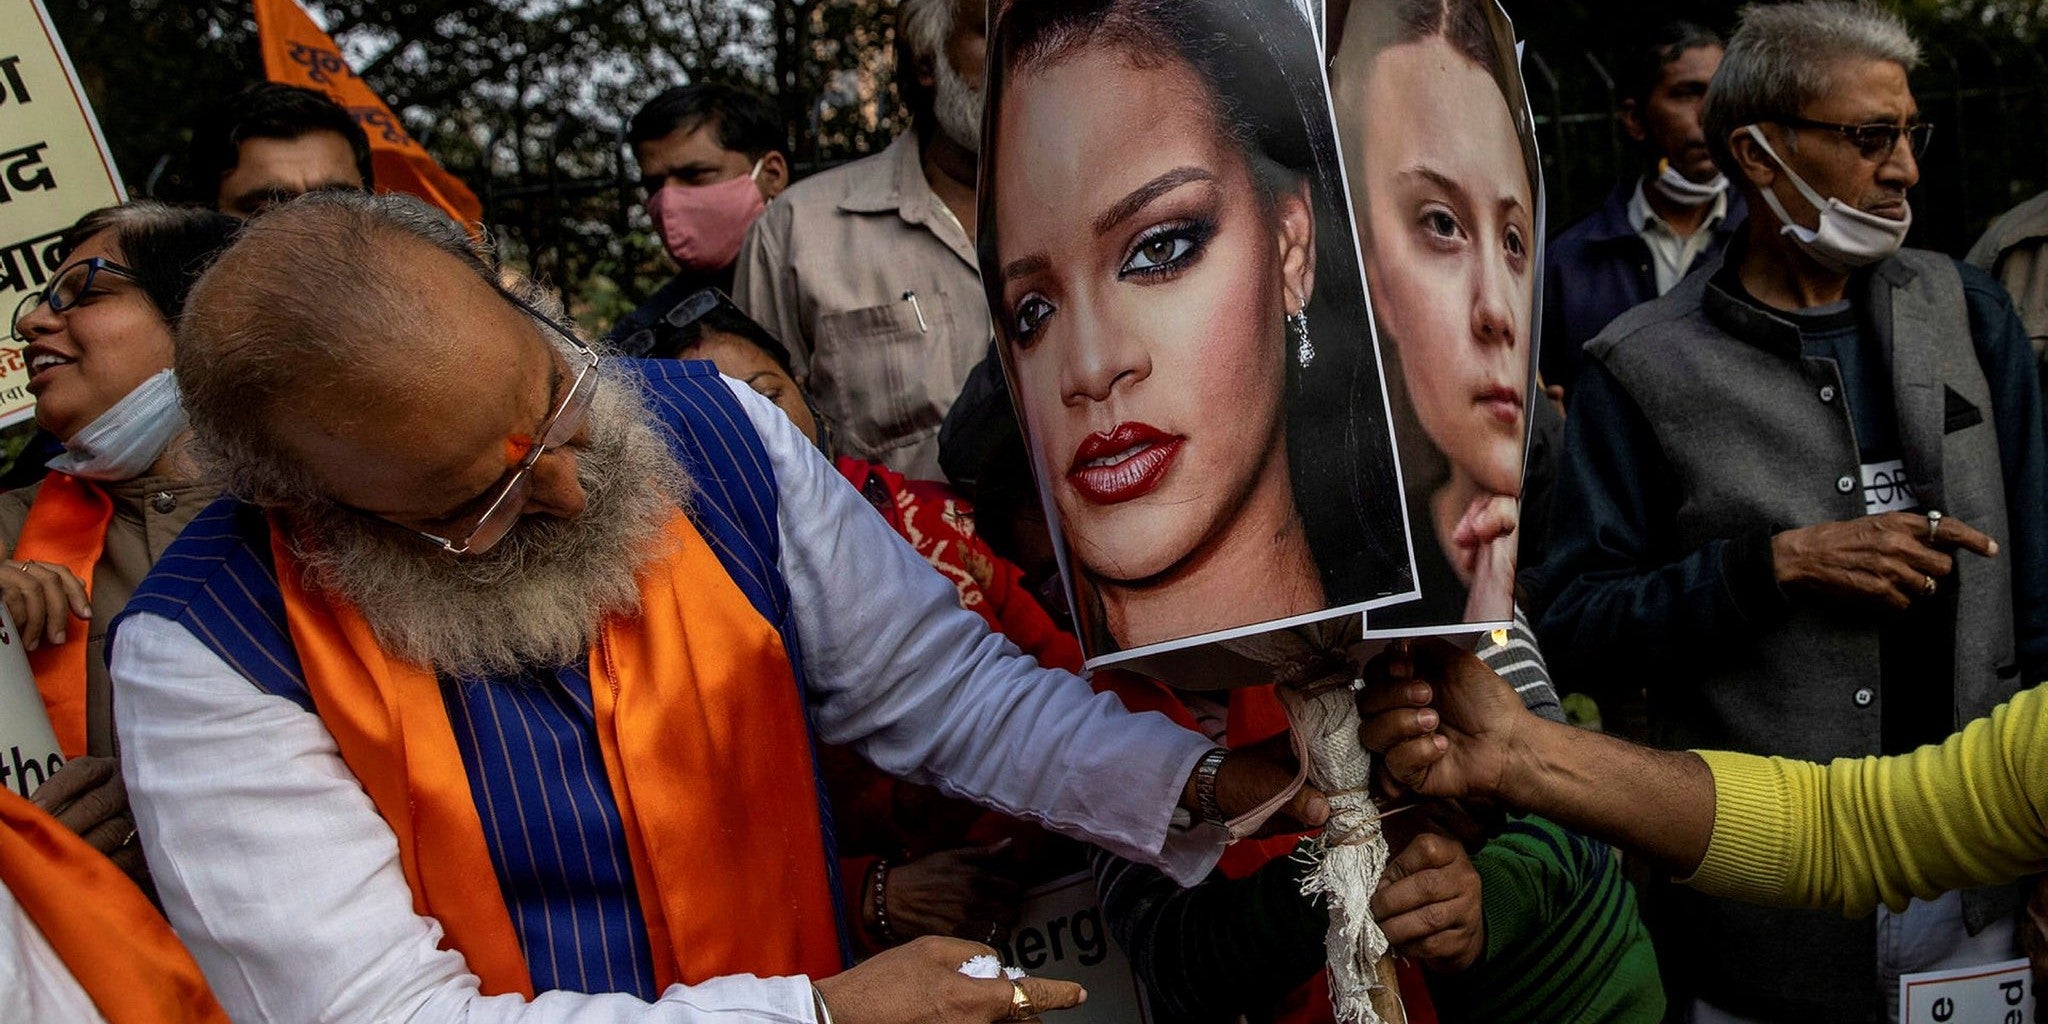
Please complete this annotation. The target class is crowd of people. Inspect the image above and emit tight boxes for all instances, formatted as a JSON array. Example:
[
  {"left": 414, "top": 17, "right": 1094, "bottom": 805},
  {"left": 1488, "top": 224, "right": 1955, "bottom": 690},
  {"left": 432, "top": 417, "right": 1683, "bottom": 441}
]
[{"left": 2, "top": 0, "right": 2044, "bottom": 1022}]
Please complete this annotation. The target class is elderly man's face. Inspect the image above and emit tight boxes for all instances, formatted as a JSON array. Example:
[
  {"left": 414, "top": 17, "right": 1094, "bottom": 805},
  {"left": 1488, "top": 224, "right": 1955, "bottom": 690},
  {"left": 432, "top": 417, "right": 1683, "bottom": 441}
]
[
  {"left": 945, "top": 0, "right": 988, "bottom": 92},
  {"left": 274, "top": 241, "right": 590, "bottom": 539},
  {"left": 1760, "top": 58, "right": 1921, "bottom": 225}
]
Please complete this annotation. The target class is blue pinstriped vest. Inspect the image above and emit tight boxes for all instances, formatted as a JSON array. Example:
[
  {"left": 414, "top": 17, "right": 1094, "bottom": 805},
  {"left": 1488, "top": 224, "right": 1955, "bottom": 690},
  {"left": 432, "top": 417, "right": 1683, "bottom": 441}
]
[{"left": 114, "top": 360, "right": 845, "bottom": 997}]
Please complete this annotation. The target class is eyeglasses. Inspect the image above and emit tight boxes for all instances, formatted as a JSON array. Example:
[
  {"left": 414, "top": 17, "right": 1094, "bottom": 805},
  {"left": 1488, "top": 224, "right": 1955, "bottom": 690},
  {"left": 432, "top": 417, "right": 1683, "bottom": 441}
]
[
  {"left": 10, "top": 258, "right": 138, "bottom": 343},
  {"left": 665, "top": 286, "right": 729, "bottom": 331},
  {"left": 1775, "top": 117, "right": 1934, "bottom": 161},
  {"left": 404, "top": 299, "right": 602, "bottom": 556}
]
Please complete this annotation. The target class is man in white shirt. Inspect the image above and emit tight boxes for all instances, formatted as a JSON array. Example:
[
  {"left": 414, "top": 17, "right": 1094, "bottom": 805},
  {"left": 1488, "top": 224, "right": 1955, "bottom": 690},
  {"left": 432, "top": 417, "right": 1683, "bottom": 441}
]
[
  {"left": 733, "top": 0, "right": 990, "bottom": 479},
  {"left": 110, "top": 192, "right": 1320, "bottom": 1024},
  {"left": 1540, "top": 21, "right": 1748, "bottom": 394}
]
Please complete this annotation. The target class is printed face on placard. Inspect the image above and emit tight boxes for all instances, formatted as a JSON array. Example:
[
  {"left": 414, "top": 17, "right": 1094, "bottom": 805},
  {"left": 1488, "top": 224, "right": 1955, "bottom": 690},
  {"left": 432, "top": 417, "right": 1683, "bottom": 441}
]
[
  {"left": 1326, "top": 0, "right": 1545, "bottom": 631},
  {"left": 979, "top": 0, "right": 1419, "bottom": 670}
]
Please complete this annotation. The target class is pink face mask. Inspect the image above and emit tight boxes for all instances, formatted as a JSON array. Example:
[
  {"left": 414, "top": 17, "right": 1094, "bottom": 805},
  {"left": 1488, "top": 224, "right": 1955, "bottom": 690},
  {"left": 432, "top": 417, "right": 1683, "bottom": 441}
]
[{"left": 646, "top": 160, "right": 766, "bottom": 273}]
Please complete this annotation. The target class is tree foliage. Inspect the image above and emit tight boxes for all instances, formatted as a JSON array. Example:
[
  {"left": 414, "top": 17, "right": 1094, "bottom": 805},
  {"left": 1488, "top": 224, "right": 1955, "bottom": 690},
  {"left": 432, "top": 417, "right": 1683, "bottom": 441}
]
[{"left": 38, "top": 0, "right": 2048, "bottom": 329}]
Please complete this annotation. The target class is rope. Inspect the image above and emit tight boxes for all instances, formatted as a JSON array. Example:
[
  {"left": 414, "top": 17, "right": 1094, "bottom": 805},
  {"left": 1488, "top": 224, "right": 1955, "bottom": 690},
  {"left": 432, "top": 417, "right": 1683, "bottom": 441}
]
[{"left": 1277, "top": 675, "right": 1394, "bottom": 1024}]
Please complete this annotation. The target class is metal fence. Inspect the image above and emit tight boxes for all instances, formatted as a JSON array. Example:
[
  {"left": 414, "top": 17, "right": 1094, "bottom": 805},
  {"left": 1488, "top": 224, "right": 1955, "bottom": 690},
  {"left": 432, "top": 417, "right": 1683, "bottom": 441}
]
[{"left": 481, "top": 34, "right": 2048, "bottom": 307}]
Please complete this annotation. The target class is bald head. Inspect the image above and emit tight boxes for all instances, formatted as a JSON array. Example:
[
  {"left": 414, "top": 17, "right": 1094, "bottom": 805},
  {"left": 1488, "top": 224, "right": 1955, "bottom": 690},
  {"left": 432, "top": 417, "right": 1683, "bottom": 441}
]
[{"left": 179, "top": 192, "right": 568, "bottom": 518}]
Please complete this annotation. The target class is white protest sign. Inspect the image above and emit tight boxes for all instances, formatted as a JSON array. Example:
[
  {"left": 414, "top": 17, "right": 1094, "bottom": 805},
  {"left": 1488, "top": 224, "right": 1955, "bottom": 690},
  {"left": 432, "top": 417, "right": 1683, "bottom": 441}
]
[
  {"left": 0, "top": 601, "right": 60, "bottom": 798},
  {"left": 0, "top": 0, "right": 128, "bottom": 428},
  {"left": 991, "top": 872, "right": 1153, "bottom": 1024},
  {"left": 1900, "top": 958, "right": 2035, "bottom": 1024}
]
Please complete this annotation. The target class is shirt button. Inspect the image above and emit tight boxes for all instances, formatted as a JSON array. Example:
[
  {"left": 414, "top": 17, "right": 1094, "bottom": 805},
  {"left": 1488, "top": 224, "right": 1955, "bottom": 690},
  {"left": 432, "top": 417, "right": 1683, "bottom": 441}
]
[
  {"left": 1853, "top": 687, "right": 1874, "bottom": 707},
  {"left": 148, "top": 491, "right": 176, "bottom": 514},
  {"left": 1819, "top": 385, "right": 1837, "bottom": 403},
  {"left": 1836, "top": 475, "right": 1856, "bottom": 494}
]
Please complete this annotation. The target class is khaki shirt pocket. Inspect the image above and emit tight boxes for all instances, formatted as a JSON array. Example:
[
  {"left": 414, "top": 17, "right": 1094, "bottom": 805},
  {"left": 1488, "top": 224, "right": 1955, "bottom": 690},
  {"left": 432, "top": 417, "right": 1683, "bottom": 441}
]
[{"left": 813, "top": 296, "right": 954, "bottom": 459}]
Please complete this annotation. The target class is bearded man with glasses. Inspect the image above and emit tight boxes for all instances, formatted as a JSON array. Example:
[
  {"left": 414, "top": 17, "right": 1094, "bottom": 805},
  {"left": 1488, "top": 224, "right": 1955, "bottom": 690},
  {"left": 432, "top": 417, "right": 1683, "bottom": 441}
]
[
  {"left": 1528, "top": 2, "right": 2048, "bottom": 1020},
  {"left": 101, "top": 191, "right": 1325, "bottom": 1024}
]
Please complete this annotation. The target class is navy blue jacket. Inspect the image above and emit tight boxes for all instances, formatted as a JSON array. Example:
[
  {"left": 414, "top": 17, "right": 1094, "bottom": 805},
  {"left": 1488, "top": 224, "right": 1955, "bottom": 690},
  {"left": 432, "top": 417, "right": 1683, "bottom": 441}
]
[{"left": 1540, "top": 182, "right": 1745, "bottom": 391}]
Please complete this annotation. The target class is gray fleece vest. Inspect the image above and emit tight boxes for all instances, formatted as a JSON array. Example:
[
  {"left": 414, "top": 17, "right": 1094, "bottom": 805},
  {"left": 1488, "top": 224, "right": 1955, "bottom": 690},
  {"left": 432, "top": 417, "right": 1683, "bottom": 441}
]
[{"left": 1586, "top": 248, "right": 2024, "bottom": 1021}]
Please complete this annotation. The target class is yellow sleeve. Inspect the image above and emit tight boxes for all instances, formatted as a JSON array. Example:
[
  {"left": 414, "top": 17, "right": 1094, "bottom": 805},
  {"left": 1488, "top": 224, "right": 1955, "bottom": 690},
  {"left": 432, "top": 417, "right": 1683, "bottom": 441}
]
[{"left": 1685, "top": 681, "right": 2048, "bottom": 917}]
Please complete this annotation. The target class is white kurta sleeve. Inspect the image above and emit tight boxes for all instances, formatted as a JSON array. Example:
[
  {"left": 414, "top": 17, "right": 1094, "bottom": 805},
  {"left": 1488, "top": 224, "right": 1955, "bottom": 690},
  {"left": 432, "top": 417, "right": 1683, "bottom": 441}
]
[
  {"left": 0, "top": 883, "right": 109, "bottom": 1024},
  {"left": 112, "top": 612, "right": 822, "bottom": 1024},
  {"left": 720, "top": 377, "right": 1225, "bottom": 885}
]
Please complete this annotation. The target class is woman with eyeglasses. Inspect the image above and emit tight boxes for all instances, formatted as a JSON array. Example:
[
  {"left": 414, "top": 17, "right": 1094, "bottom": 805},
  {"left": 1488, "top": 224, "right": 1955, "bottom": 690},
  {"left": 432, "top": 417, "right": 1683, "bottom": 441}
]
[{"left": 3, "top": 201, "right": 240, "bottom": 892}]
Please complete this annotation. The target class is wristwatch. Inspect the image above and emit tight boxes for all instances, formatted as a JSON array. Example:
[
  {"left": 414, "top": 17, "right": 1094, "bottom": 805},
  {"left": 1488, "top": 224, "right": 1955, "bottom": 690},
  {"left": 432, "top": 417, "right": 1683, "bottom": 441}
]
[{"left": 1193, "top": 747, "right": 1230, "bottom": 828}]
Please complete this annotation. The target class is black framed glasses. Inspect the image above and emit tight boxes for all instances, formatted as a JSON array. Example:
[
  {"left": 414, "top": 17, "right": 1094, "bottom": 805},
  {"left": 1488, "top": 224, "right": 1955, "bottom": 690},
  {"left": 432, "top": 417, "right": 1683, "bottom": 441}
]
[
  {"left": 1776, "top": 117, "right": 1934, "bottom": 161},
  {"left": 10, "top": 257, "right": 137, "bottom": 343},
  {"left": 394, "top": 297, "right": 601, "bottom": 556}
]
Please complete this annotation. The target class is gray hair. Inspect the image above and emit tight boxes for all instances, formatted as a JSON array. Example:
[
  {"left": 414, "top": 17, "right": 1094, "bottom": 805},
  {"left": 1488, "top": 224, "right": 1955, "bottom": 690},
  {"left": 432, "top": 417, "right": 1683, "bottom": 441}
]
[
  {"left": 900, "top": 0, "right": 957, "bottom": 60},
  {"left": 1702, "top": 1, "right": 1923, "bottom": 177},
  {"left": 176, "top": 190, "right": 571, "bottom": 508}
]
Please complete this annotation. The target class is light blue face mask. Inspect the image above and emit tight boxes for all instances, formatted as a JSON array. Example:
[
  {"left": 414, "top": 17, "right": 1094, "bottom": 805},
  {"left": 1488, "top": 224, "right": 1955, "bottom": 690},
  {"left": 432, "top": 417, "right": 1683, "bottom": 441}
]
[{"left": 46, "top": 369, "right": 188, "bottom": 482}]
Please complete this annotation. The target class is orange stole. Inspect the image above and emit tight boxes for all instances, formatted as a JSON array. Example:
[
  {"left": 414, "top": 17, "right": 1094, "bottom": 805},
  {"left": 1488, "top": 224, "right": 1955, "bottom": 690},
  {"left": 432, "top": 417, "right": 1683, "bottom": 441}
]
[
  {"left": 13, "top": 472, "right": 115, "bottom": 757},
  {"left": 0, "top": 787, "right": 228, "bottom": 1023},
  {"left": 271, "top": 511, "right": 842, "bottom": 997}
]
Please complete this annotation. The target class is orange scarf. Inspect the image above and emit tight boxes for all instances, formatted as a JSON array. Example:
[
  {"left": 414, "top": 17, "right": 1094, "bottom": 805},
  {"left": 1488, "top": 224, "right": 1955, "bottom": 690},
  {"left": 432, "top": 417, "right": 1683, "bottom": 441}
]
[
  {"left": 0, "top": 787, "right": 228, "bottom": 1023},
  {"left": 13, "top": 472, "right": 115, "bottom": 758},
  {"left": 272, "top": 511, "right": 841, "bottom": 997}
]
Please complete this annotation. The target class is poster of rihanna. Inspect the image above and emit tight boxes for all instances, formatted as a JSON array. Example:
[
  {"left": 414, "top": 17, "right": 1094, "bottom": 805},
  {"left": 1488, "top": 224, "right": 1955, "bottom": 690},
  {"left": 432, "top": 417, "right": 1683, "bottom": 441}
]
[{"left": 979, "top": 0, "right": 1543, "bottom": 671}]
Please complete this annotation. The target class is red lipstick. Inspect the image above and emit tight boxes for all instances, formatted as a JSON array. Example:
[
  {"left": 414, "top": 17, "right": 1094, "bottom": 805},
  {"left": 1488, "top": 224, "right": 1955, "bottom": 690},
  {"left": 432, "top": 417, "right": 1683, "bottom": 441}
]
[{"left": 1067, "top": 422, "right": 1185, "bottom": 504}]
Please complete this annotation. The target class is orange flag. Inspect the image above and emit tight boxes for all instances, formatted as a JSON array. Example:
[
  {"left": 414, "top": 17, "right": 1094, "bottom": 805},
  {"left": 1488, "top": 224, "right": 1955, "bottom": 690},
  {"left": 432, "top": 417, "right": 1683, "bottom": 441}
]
[{"left": 252, "top": 0, "right": 483, "bottom": 224}]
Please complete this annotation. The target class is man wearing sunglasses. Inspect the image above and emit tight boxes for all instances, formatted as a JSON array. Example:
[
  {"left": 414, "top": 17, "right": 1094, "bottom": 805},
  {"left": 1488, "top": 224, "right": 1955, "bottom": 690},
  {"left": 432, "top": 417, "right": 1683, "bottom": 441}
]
[
  {"left": 1530, "top": 2, "right": 2048, "bottom": 1021},
  {"left": 98, "top": 191, "right": 1323, "bottom": 1024}
]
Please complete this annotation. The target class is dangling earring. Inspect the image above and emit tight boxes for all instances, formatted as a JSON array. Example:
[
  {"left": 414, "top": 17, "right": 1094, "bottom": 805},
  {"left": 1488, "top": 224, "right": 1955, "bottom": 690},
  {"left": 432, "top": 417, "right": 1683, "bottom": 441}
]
[{"left": 1290, "top": 301, "right": 1314, "bottom": 369}]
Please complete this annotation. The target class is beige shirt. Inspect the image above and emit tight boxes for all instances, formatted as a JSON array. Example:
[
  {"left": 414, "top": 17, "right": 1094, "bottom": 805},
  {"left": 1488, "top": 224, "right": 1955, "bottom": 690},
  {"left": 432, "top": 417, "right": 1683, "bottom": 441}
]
[
  {"left": 0, "top": 474, "right": 217, "bottom": 755},
  {"left": 1967, "top": 189, "right": 2048, "bottom": 369},
  {"left": 1628, "top": 180, "right": 1730, "bottom": 295},
  {"left": 733, "top": 133, "right": 990, "bottom": 479}
]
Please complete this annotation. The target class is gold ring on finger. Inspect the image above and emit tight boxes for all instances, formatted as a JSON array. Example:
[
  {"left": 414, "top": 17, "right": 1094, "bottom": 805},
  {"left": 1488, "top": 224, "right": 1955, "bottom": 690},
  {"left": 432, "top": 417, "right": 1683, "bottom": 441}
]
[
  {"left": 1923, "top": 575, "right": 1938, "bottom": 596},
  {"left": 13, "top": 561, "right": 31, "bottom": 574},
  {"left": 1003, "top": 979, "right": 1036, "bottom": 1022}
]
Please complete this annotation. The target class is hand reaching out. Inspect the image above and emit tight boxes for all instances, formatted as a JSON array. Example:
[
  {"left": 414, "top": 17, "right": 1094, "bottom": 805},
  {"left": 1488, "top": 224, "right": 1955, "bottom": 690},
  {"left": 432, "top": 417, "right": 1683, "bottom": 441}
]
[
  {"left": 815, "top": 936, "right": 1085, "bottom": 1023},
  {"left": 1356, "top": 639, "right": 1531, "bottom": 802},
  {"left": 0, "top": 559, "right": 91, "bottom": 651},
  {"left": 1372, "top": 829, "right": 1486, "bottom": 973},
  {"left": 881, "top": 842, "right": 1023, "bottom": 943}
]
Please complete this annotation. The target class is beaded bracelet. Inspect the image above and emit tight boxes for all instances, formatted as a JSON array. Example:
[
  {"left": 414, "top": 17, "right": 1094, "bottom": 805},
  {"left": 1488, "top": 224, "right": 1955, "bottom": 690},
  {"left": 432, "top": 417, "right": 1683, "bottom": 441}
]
[{"left": 867, "top": 858, "right": 900, "bottom": 946}]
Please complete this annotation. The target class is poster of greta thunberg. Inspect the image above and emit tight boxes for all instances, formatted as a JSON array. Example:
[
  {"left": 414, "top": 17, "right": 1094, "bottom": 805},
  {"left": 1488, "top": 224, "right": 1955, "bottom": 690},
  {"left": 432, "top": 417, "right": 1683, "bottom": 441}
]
[
  {"left": 979, "top": 0, "right": 1542, "bottom": 674},
  {"left": 1326, "top": 0, "right": 1546, "bottom": 638}
]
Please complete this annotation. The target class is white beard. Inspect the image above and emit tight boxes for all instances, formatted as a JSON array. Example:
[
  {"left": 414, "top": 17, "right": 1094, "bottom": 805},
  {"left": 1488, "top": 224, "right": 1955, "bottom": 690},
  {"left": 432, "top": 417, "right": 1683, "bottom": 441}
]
[
  {"left": 933, "top": 53, "right": 984, "bottom": 155},
  {"left": 288, "top": 367, "right": 691, "bottom": 679}
]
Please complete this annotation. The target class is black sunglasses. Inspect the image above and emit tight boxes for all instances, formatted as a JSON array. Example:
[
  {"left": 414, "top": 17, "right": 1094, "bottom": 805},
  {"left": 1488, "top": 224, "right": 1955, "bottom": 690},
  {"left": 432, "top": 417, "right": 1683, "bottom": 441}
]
[{"left": 1776, "top": 117, "right": 1934, "bottom": 161}]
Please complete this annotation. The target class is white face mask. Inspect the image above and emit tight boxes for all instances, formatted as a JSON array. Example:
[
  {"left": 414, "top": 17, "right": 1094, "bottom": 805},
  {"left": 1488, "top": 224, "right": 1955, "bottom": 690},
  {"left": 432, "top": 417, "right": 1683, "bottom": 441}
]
[
  {"left": 46, "top": 369, "right": 188, "bottom": 482},
  {"left": 1651, "top": 159, "right": 1729, "bottom": 207},
  {"left": 1743, "top": 125, "right": 1911, "bottom": 273}
]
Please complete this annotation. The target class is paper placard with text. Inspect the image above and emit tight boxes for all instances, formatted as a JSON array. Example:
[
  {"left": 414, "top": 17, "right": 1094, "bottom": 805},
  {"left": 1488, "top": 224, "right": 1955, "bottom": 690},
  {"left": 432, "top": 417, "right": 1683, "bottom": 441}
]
[
  {"left": 0, "top": 0, "right": 126, "bottom": 429},
  {"left": 0, "top": 602, "right": 61, "bottom": 798},
  {"left": 991, "top": 872, "right": 1153, "bottom": 1024},
  {"left": 1899, "top": 958, "right": 2035, "bottom": 1024}
]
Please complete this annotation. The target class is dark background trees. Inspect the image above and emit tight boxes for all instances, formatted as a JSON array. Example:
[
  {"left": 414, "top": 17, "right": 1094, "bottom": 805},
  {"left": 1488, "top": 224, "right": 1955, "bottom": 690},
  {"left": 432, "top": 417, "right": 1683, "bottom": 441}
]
[{"left": 40, "top": 0, "right": 2048, "bottom": 330}]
